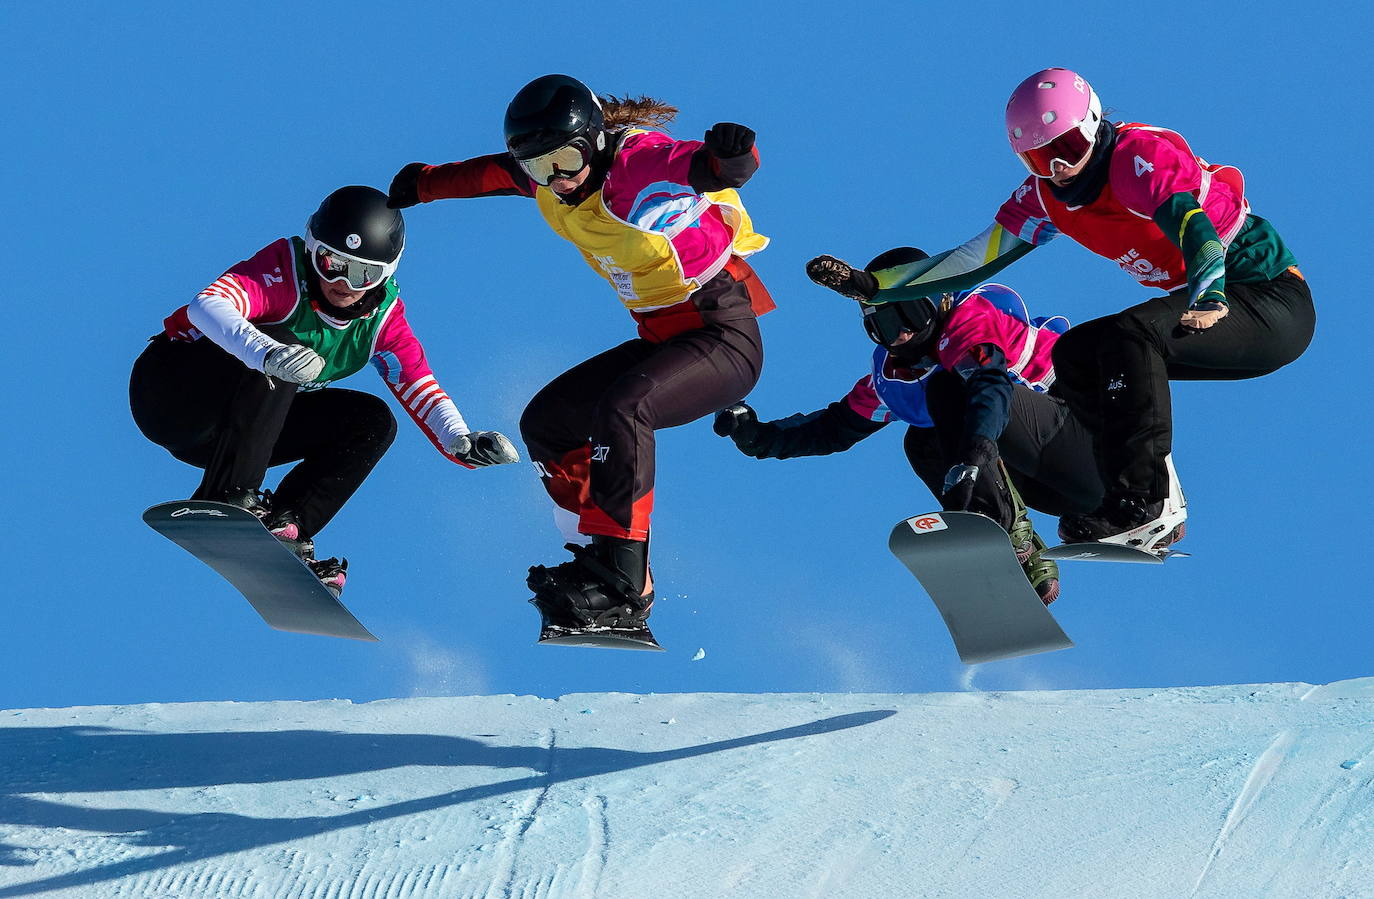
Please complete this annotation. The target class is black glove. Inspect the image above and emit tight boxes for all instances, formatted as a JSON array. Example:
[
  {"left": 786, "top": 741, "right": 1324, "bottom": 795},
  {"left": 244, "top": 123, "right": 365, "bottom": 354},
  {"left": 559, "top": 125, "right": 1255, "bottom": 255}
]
[
  {"left": 940, "top": 435, "right": 999, "bottom": 512},
  {"left": 387, "top": 162, "right": 428, "bottom": 209},
  {"left": 940, "top": 463, "right": 979, "bottom": 512},
  {"left": 805, "top": 255, "right": 879, "bottom": 301},
  {"left": 713, "top": 403, "right": 759, "bottom": 440},
  {"left": 704, "top": 122, "right": 756, "bottom": 159}
]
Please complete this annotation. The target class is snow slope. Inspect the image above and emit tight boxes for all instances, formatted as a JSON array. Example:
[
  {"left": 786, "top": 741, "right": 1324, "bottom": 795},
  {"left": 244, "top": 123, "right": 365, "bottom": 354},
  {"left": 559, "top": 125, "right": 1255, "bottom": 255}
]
[{"left": 3, "top": 680, "right": 1373, "bottom": 898}]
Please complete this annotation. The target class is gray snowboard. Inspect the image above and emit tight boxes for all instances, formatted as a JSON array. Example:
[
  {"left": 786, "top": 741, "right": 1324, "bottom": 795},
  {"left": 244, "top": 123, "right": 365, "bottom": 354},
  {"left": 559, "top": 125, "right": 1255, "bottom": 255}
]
[
  {"left": 143, "top": 500, "right": 377, "bottom": 641},
  {"left": 889, "top": 511, "right": 1073, "bottom": 664},
  {"left": 1042, "top": 542, "right": 1186, "bottom": 564}
]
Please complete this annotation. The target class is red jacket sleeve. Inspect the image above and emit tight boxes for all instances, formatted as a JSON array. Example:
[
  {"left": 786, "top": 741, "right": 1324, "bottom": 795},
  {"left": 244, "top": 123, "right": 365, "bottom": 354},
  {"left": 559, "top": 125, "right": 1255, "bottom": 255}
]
[{"left": 417, "top": 153, "right": 538, "bottom": 201}]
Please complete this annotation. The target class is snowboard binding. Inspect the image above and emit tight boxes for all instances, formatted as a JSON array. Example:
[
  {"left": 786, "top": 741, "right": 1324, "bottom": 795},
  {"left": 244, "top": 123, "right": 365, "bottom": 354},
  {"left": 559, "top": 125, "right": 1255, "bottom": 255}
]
[
  {"left": 1058, "top": 455, "right": 1189, "bottom": 560},
  {"left": 528, "top": 542, "right": 662, "bottom": 651},
  {"left": 1003, "top": 461, "right": 1061, "bottom": 604}
]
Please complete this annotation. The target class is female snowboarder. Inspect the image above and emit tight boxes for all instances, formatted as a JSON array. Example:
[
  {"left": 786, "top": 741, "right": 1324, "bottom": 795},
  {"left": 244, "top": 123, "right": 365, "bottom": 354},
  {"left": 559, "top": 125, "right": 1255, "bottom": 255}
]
[
  {"left": 131, "top": 185, "right": 518, "bottom": 594},
  {"left": 805, "top": 68, "right": 1312, "bottom": 554},
  {"left": 387, "top": 74, "right": 773, "bottom": 636},
  {"left": 716, "top": 249, "right": 1103, "bottom": 603}
]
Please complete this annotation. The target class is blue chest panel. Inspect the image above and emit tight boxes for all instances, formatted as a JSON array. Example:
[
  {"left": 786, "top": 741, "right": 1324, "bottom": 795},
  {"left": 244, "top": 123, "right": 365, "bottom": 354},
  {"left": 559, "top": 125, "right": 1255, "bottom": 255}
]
[{"left": 871, "top": 346, "right": 936, "bottom": 428}]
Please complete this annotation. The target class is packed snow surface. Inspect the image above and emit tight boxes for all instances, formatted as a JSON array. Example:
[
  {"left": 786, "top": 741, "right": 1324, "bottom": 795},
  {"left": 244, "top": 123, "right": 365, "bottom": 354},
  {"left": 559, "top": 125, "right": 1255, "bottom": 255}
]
[{"left": 3, "top": 680, "right": 1373, "bottom": 898}]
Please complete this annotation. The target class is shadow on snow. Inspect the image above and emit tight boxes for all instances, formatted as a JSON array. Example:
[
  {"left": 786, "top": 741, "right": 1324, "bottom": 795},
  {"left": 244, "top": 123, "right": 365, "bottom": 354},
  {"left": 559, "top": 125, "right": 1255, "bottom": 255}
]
[{"left": 0, "top": 709, "right": 895, "bottom": 895}]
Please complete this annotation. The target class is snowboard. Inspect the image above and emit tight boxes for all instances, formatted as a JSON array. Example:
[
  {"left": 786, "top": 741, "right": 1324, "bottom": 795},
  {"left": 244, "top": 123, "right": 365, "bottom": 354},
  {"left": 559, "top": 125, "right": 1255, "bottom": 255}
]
[
  {"left": 889, "top": 511, "right": 1073, "bottom": 665},
  {"left": 530, "top": 597, "right": 664, "bottom": 652},
  {"left": 534, "top": 621, "right": 665, "bottom": 652},
  {"left": 143, "top": 500, "right": 377, "bottom": 641},
  {"left": 1041, "top": 542, "right": 1188, "bottom": 564}
]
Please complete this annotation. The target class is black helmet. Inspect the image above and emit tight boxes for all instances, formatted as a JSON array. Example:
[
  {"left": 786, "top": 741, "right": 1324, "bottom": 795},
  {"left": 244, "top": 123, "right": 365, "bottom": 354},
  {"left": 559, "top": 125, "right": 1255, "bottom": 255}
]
[
  {"left": 504, "top": 74, "right": 605, "bottom": 160},
  {"left": 306, "top": 185, "right": 405, "bottom": 267},
  {"left": 858, "top": 247, "right": 940, "bottom": 348},
  {"left": 860, "top": 297, "right": 939, "bottom": 347}
]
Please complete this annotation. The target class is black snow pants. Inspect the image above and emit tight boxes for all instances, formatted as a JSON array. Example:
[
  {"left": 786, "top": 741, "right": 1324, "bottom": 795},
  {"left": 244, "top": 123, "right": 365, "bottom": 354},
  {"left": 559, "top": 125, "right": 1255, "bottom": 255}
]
[
  {"left": 520, "top": 313, "right": 764, "bottom": 541},
  {"left": 1050, "top": 270, "right": 1314, "bottom": 502},
  {"left": 905, "top": 370, "right": 1105, "bottom": 530},
  {"left": 129, "top": 335, "right": 396, "bottom": 538}
]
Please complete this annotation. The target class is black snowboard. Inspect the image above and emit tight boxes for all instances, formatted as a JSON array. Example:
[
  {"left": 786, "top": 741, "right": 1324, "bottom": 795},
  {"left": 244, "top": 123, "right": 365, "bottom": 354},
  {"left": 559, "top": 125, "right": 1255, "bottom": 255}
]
[
  {"left": 889, "top": 511, "right": 1073, "bottom": 664},
  {"left": 531, "top": 597, "right": 664, "bottom": 652},
  {"left": 143, "top": 500, "right": 377, "bottom": 641},
  {"left": 535, "top": 622, "right": 664, "bottom": 652}
]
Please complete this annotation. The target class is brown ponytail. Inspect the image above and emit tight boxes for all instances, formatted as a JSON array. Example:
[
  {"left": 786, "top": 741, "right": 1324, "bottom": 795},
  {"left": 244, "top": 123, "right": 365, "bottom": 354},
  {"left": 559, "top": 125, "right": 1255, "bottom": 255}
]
[{"left": 599, "top": 95, "right": 679, "bottom": 130}]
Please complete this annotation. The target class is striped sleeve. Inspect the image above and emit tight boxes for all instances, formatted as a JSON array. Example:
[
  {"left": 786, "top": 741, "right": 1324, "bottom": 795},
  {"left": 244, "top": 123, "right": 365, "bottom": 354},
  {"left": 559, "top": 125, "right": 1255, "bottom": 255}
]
[
  {"left": 371, "top": 301, "right": 473, "bottom": 467},
  {"left": 995, "top": 177, "right": 1061, "bottom": 247},
  {"left": 870, "top": 222, "right": 1036, "bottom": 304},
  {"left": 201, "top": 272, "right": 254, "bottom": 317},
  {"left": 166, "top": 238, "right": 301, "bottom": 367}
]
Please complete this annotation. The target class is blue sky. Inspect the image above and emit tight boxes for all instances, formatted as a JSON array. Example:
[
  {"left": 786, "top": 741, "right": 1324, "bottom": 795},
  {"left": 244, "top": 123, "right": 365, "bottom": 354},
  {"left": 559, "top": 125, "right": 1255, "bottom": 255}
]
[{"left": 4, "top": 2, "right": 1368, "bottom": 708}]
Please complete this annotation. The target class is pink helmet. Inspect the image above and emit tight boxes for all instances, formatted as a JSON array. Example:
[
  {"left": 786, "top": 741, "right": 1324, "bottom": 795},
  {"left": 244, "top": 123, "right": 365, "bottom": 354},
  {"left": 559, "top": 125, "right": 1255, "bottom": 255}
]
[{"left": 1005, "top": 68, "right": 1103, "bottom": 178}]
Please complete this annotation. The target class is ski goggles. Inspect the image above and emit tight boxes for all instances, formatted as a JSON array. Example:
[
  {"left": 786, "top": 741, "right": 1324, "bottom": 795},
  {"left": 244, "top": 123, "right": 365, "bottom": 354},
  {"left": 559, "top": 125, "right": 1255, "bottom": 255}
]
[
  {"left": 1015, "top": 127, "right": 1095, "bottom": 178},
  {"left": 861, "top": 298, "right": 936, "bottom": 347},
  {"left": 306, "top": 237, "right": 396, "bottom": 291},
  {"left": 516, "top": 137, "right": 594, "bottom": 186}
]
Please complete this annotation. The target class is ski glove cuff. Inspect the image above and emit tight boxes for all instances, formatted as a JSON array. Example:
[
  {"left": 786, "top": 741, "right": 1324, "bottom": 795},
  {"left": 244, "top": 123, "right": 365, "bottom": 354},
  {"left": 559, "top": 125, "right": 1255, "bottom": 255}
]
[
  {"left": 447, "top": 430, "right": 520, "bottom": 467},
  {"left": 960, "top": 434, "right": 999, "bottom": 471},
  {"left": 806, "top": 256, "right": 879, "bottom": 301},
  {"left": 388, "top": 162, "right": 428, "bottom": 209},
  {"left": 263, "top": 344, "right": 325, "bottom": 385}
]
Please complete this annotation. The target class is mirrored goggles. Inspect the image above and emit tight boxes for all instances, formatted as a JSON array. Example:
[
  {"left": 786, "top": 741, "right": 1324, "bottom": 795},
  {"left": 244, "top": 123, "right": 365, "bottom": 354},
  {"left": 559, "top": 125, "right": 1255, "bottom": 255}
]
[
  {"left": 306, "top": 238, "right": 394, "bottom": 291},
  {"left": 861, "top": 299, "right": 935, "bottom": 347},
  {"left": 516, "top": 138, "right": 594, "bottom": 186},
  {"left": 1015, "top": 127, "right": 1095, "bottom": 178}
]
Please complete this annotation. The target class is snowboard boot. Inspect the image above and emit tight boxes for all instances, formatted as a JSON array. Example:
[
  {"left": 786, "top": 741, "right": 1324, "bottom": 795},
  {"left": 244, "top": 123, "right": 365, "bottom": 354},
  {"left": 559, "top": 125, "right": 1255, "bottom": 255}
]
[
  {"left": 527, "top": 535, "right": 654, "bottom": 631},
  {"left": 214, "top": 487, "right": 270, "bottom": 519},
  {"left": 306, "top": 556, "right": 348, "bottom": 597},
  {"left": 1002, "top": 462, "right": 1060, "bottom": 603},
  {"left": 264, "top": 508, "right": 315, "bottom": 560},
  {"left": 264, "top": 508, "right": 345, "bottom": 596},
  {"left": 1059, "top": 454, "right": 1187, "bottom": 557},
  {"left": 1007, "top": 504, "right": 1037, "bottom": 565},
  {"left": 1021, "top": 529, "right": 1061, "bottom": 605}
]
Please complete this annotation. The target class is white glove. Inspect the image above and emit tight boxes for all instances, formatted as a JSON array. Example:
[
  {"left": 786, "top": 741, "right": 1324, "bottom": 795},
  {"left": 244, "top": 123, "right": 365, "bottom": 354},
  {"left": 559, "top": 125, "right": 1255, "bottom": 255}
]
[
  {"left": 446, "top": 430, "right": 520, "bottom": 467},
  {"left": 263, "top": 344, "right": 325, "bottom": 385}
]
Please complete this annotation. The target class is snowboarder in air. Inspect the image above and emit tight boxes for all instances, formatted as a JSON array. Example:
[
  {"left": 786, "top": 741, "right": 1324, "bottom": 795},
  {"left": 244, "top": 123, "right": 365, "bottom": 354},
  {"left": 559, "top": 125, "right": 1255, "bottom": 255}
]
[
  {"left": 131, "top": 186, "right": 518, "bottom": 595},
  {"left": 387, "top": 74, "right": 774, "bottom": 641},
  {"left": 716, "top": 254, "right": 1106, "bottom": 603},
  {"left": 806, "top": 68, "right": 1313, "bottom": 555}
]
